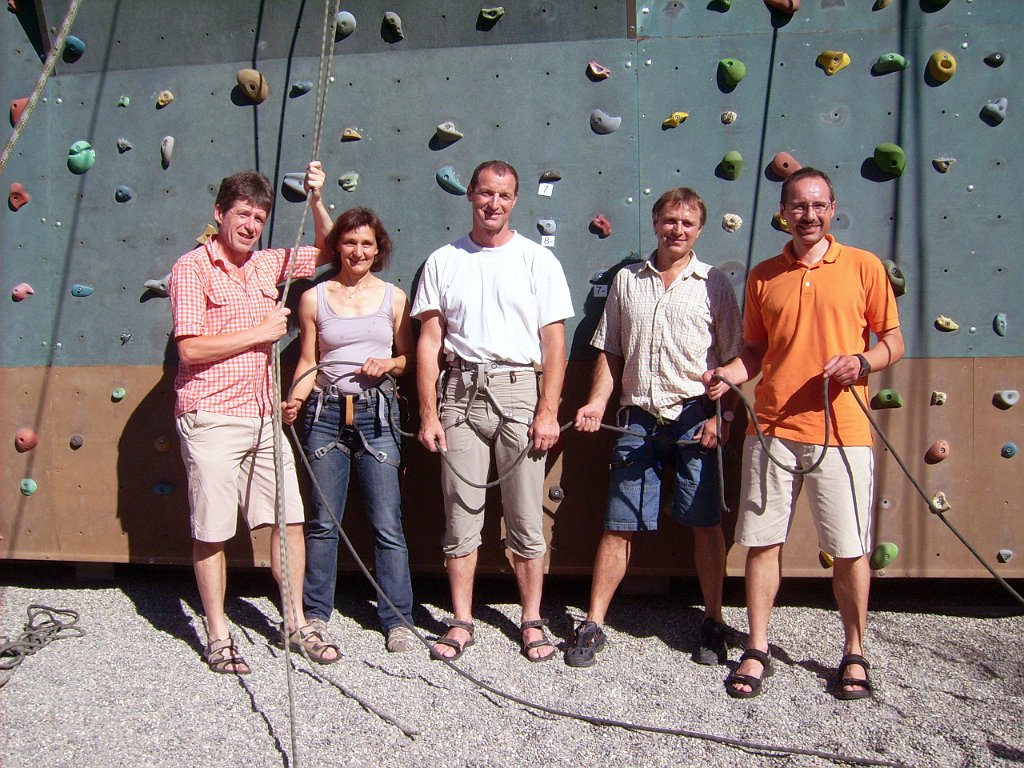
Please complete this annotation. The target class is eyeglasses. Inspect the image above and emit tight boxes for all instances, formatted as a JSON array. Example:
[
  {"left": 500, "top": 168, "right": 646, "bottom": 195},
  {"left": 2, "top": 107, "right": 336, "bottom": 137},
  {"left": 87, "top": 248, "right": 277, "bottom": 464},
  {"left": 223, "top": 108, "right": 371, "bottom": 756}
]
[{"left": 786, "top": 201, "right": 832, "bottom": 215}]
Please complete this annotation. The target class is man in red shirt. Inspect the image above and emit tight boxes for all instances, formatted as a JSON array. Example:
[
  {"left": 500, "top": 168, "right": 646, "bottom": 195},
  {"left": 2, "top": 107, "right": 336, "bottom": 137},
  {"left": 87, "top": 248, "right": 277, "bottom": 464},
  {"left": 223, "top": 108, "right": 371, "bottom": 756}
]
[{"left": 170, "top": 162, "right": 336, "bottom": 674}]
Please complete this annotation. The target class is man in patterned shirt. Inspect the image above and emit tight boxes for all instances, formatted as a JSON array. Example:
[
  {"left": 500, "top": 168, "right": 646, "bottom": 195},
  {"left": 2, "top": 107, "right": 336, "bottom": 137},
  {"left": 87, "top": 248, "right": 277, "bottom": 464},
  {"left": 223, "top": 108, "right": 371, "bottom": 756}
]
[
  {"left": 170, "top": 162, "right": 336, "bottom": 674},
  {"left": 566, "top": 187, "right": 742, "bottom": 668}
]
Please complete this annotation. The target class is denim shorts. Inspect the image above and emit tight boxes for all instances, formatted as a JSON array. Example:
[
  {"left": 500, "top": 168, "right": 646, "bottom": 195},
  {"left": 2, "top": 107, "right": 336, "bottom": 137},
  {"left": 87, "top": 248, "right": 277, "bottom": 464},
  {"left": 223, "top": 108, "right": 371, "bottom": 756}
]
[{"left": 605, "top": 400, "right": 722, "bottom": 532}]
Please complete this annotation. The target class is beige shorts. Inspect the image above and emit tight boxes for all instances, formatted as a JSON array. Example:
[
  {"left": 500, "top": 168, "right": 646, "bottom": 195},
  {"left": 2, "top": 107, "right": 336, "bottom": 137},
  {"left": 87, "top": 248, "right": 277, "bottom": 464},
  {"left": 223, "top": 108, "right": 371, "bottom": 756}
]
[
  {"left": 736, "top": 435, "right": 873, "bottom": 558},
  {"left": 176, "top": 411, "right": 304, "bottom": 543},
  {"left": 439, "top": 368, "right": 547, "bottom": 560}
]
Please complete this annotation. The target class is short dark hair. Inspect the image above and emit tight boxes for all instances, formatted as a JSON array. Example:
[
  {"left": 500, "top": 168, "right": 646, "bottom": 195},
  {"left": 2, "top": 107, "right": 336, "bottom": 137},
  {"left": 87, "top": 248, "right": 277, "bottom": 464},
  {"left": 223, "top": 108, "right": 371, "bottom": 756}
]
[
  {"left": 467, "top": 160, "right": 519, "bottom": 197},
  {"left": 215, "top": 170, "right": 273, "bottom": 214},
  {"left": 651, "top": 187, "right": 707, "bottom": 228},
  {"left": 781, "top": 167, "right": 835, "bottom": 206},
  {"left": 324, "top": 207, "right": 393, "bottom": 272}
]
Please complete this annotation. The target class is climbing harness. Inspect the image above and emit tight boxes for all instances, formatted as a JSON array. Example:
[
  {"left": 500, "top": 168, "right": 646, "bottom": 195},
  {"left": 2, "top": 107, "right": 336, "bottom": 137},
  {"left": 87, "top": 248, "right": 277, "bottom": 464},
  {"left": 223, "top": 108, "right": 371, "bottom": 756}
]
[
  {"left": 0, "top": 604, "right": 85, "bottom": 688},
  {"left": 306, "top": 380, "right": 402, "bottom": 468}
]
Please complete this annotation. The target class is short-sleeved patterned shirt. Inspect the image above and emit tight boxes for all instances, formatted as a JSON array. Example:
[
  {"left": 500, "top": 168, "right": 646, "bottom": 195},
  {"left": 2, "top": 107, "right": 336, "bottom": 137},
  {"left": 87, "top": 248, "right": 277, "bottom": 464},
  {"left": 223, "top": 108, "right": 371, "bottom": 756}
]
[
  {"left": 591, "top": 254, "right": 742, "bottom": 421},
  {"left": 170, "top": 238, "right": 318, "bottom": 417}
]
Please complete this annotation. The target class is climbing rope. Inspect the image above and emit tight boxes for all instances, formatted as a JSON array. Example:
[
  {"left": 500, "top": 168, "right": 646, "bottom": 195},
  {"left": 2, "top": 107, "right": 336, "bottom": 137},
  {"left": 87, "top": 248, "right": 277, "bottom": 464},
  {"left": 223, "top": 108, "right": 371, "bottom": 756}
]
[
  {"left": 0, "top": 604, "right": 85, "bottom": 688},
  {"left": 0, "top": 0, "right": 84, "bottom": 177}
]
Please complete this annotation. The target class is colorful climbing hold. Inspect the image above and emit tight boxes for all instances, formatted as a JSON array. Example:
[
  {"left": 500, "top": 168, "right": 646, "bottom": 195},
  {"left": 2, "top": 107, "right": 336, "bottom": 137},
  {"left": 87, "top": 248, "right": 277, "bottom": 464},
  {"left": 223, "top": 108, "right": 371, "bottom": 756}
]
[
  {"left": 341, "top": 127, "right": 363, "bottom": 141},
  {"left": 11, "top": 282, "right": 33, "bottom": 301},
  {"left": 930, "top": 391, "right": 947, "bottom": 406},
  {"left": 721, "top": 214, "right": 742, "bottom": 233},
  {"left": 771, "top": 212, "right": 790, "bottom": 233},
  {"left": 764, "top": 0, "right": 800, "bottom": 11},
  {"left": 71, "top": 283, "right": 94, "bottom": 297},
  {"left": 383, "top": 11, "right": 404, "bottom": 39},
  {"left": 934, "top": 315, "right": 959, "bottom": 332},
  {"left": 548, "top": 485, "right": 565, "bottom": 502},
  {"left": 435, "top": 166, "right": 467, "bottom": 195},
  {"left": 338, "top": 172, "right": 359, "bottom": 192},
  {"left": 9, "top": 97, "right": 27, "bottom": 126},
  {"left": 873, "top": 143, "right": 906, "bottom": 176},
  {"left": 67, "top": 141, "right": 96, "bottom": 174},
  {"left": 928, "top": 50, "right": 957, "bottom": 82},
  {"left": 997, "top": 549, "right": 1014, "bottom": 563},
  {"left": 20, "top": 478, "right": 37, "bottom": 496},
  {"left": 718, "top": 58, "right": 745, "bottom": 88},
  {"left": 869, "top": 542, "right": 899, "bottom": 570},
  {"left": 818, "top": 551, "right": 834, "bottom": 569},
  {"left": 870, "top": 388, "right": 903, "bottom": 409},
  {"left": 720, "top": 151, "right": 744, "bottom": 180},
  {"left": 984, "top": 52, "right": 1005, "bottom": 68},
  {"left": 8, "top": 182, "right": 30, "bottom": 210},
  {"left": 116, "top": 137, "right": 133, "bottom": 153},
  {"left": 14, "top": 428, "right": 38, "bottom": 453},
  {"left": 117, "top": 95, "right": 130, "bottom": 108},
  {"left": 981, "top": 98, "right": 1008, "bottom": 125},
  {"left": 335, "top": 11, "right": 356, "bottom": 37},
  {"left": 282, "top": 172, "right": 306, "bottom": 198},
  {"left": 817, "top": 50, "right": 851, "bottom": 76},
  {"left": 537, "top": 219, "right": 556, "bottom": 236},
  {"left": 587, "top": 60, "right": 612, "bottom": 80},
  {"left": 590, "top": 215, "right": 612, "bottom": 238},
  {"left": 770, "top": 151, "right": 801, "bottom": 179},
  {"left": 539, "top": 169, "right": 562, "bottom": 182},
  {"left": 156, "top": 90, "right": 174, "bottom": 108},
  {"left": 114, "top": 185, "right": 133, "bottom": 203},
  {"left": 931, "top": 157, "right": 956, "bottom": 173},
  {"left": 993, "top": 313, "right": 1008, "bottom": 337},
  {"left": 236, "top": 69, "right": 270, "bottom": 103},
  {"left": 929, "top": 491, "right": 951, "bottom": 514},
  {"left": 196, "top": 224, "right": 217, "bottom": 244},
  {"left": 69, "top": 434, "right": 84, "bottom": 450},
  {"left": 154, "top": 435, "right": 172, "bottom": 453},
  {"left": 144, "top": 274, "right": 170, "bottom": 296},
  {"left": 590, "top": 109, "right": 621, "bottom": 134},
  {"left": 64, "top": 35, "right": 86, "bottom": 59},
  {"left": 721, "top": 111, "right": 737, "bottom": 125},
  {"left": 435, "top": 121, "right": 464, "bottom": 142},
  {"left": 925, "top": 439, "right": 950, "bottom": 463},
  {"left": 873, "top": 53, "right": 908, "bottom": 74},
  {"left": 883, "top": 260, "right": 906, "bottom": 297},
  {"left": 290, "top": 80, "right": 314, "bottom": 97},
  {"left": 662, "top": 111, "right": 688, "bottom": 128},
  {"left": 993, "top": 390, "right": 1020, "bottom": 408},
  {"left": 1000, "top": 443, "right": 1017, "bottom": 459},
  {"left": 161, "top": 136, "right": 174, "bottom": 169},
  {"left": 111, "top": 387, "right": 127, "bottom": 402},
  {"left": 479, "top": 7, "right": 505, "bottom": 22}
]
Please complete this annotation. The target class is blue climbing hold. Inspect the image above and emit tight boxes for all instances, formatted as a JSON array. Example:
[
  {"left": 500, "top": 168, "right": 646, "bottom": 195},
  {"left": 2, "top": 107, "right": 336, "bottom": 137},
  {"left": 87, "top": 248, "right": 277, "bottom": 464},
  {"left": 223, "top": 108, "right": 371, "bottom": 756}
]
[
  {"left": 20, "top": 478, "right": 37, "bottom": 496},
  {"left": 114, "top": 185, "right": 133, "bottom": 203},
  {"left": 152, "top": 482, "right": 175, "bottom": 496},
  {"left": 291, "top": 80, "right": 314, "bottom": 97},
  {"left": 1001, "top": 443, "right": 1017, "bottom": 459},
  {"left": 71, "top": 283, "right": 94, "bottom": 297},
  {"left": 436, "top": 166, "right": 467, "bottom": 195},
  {"left": 64, "top": 35, "right": 86, "bottom": 60}
]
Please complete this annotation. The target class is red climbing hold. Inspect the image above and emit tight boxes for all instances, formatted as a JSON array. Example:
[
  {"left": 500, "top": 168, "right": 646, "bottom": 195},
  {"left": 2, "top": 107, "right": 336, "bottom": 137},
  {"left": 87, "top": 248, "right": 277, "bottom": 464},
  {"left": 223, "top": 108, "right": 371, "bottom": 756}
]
[
  {"left": 10, "top": 97, "right": 28, "bottom": 126},
  {"left": 8, "top": 182, "right": 30, "bottom": 210},
  {"left": 14, "top": 427, "right": 38, "bottom": 452},
  {"left": 770, "top": 152, "right": 801, "bottom": 179},
  {"left": 590, "top": 214, "right": 612, "bottom": 238}
]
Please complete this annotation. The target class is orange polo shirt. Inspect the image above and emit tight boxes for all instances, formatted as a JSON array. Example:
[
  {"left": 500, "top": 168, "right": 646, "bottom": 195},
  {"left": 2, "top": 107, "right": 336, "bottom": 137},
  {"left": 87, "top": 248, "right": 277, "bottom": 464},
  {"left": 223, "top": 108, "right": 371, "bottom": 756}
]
[{"left": 744, "top": 235, "right": 900, "bottom": 446}]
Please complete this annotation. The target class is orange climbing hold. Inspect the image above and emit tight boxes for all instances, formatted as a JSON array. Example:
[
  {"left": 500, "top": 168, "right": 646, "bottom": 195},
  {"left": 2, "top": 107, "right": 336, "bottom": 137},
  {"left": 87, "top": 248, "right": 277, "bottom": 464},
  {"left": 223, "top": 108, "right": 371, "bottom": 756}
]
[
  {"left": 14, "top": 428, "right": 38, "bottom": 453},
  {"left": 8, "top": 182, "right": 30, "bottom": 210},
  {"left": 925, "top": 439, "right": 950, "bottom": 464},
  {"left": 770, "top": 152, "right": 801, "bottom": 179},
  {"left": 9, "top": 97, "right": 27, "bottom": 126}
]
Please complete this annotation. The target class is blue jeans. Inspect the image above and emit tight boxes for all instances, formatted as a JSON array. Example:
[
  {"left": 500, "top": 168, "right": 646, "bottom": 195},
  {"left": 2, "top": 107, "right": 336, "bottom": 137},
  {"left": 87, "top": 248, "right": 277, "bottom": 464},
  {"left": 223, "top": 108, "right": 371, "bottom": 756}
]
[{"left": 300, "top": 388, "right": 413, "bottom": 632}]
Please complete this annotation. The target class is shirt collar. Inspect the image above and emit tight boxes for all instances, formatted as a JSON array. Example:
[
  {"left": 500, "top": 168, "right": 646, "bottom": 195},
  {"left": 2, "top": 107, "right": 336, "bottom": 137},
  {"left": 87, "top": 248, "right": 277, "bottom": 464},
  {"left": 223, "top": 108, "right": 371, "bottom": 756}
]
[
  {"left": 639, "top": 251, "right": 711, "bottom": 281},
  {"left": 782, "top": 234, "right": 839, "bottom": 267}
]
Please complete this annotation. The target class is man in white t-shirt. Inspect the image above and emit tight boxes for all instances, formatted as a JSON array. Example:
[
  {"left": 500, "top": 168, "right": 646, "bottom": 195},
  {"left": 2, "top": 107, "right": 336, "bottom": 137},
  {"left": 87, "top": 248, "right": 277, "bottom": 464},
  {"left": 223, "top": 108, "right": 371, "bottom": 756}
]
[{"left": 412, "top": 160, "right": 574, "bottom": 662}]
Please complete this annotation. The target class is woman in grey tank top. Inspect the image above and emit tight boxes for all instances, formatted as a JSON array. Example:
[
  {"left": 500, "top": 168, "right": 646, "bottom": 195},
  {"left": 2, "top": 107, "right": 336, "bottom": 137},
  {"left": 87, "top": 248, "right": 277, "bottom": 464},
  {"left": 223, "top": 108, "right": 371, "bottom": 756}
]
[{"left": 282, "top": 207, "right": 417, "bottom": 653}]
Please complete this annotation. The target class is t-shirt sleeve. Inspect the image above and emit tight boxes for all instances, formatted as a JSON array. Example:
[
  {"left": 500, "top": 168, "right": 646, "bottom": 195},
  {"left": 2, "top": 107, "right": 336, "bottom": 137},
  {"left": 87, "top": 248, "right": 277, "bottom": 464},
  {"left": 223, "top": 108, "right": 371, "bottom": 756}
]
[
  {"left": 535, "top": 248, "right": 574, "bottom": 327},
  {"left": 742, "top": 267, "right": 769, "bottom": 348},
  {"left": 410, "top": 253, "right": 441, "bottom": 319},
  {"left": 863, "top": 255, "right": 900, "bottom": 334}
]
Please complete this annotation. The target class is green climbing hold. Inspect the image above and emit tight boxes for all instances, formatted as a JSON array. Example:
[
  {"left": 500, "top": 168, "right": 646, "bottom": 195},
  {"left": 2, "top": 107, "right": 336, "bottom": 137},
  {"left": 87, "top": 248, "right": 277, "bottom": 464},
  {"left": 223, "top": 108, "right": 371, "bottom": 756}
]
[
  {"left": 111, "top": 387, "right": 127, "bottom": 402},
  {"left": 870, "top": 388, "right": 903, "bottom": 410},
  {"left": 20, "top": 478, "right": 37, "bottom": 496},
  {"left": 339, "top": 172, "right": 359, "bottom": 192},
  {"left": 714, "top": 0, "right": 732, "bottom": 8},
  {"left": 117, "top": 95, "right": 130, "bottom": 108},
  {"left": 869, "top": 542, "right": 899, "bottom": 570},
  {"left": 994, "top": 313, "right": 1008, "bottom": 337},
  {"left": 994, "top": 390, "right": 1019, "bottom": 408},
  {"left": 436, "top": 166, "right": 466, "bottom": 195},
  {"left": 335, "top": 11, "right": 356, "bottom": 37},
  {"left": 720, "top": 151, "right": 744, "bottom": 180},
  {"left": 67, "top": 140, "right": 96, "bottom": 174},
  {"left": 64, "top": 35, "right": 86, "bottom": 60},
  {"left": 873, "top": 53, "right": 907, "bottom": 74},
  {"left": 883, "top": 260, "right": 905, "bottom": 297},
  {"left": 718, "top": 59, "right": 746, "bottom": 88},
  {"left": 479, "top": 7, "right": 505, "bottom": 22},
  {"left": 873, "top": 143, "right": 906, "bottom": 176}
]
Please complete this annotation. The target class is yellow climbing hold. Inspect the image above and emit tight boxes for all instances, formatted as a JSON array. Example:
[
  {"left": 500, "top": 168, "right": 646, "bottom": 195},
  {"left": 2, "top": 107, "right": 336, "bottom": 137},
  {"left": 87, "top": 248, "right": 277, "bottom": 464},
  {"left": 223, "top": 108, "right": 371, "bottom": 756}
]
[
  {"left": 934, "top": 315, "right": 959, "bottom": 332},
  {"left": 771, "top": 212, "right": 790, "bottom": 233},
  {"left": 156, "top": 90, "right": 174, "bottom": 108},
  {"left": 341, "top": 127, "right": 363, "bottom": 141},
  {"left": 196, "top": 224, "right": 218, "bottom": 244},
  {"left": 817, "top": 50, "right": 851, "bottom": 76},
  {"left": 929, "top": 491, "right": 951, "bottom": 514},
  {"left": 818, "top": 551, "right": 834, "bottom": 569},
  {"left": 662, "top": 111, "right": 688, "bottom": 128},
  {"left": 928, "top": 50, "right": 957, "bottom": 82}
]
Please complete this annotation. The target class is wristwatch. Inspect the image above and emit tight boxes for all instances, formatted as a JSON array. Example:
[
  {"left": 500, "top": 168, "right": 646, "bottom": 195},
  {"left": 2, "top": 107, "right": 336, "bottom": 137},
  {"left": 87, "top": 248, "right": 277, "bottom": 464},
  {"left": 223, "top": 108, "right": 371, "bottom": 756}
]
[{"left": 854, "top": 354, "right": 872, "bottom": 378}]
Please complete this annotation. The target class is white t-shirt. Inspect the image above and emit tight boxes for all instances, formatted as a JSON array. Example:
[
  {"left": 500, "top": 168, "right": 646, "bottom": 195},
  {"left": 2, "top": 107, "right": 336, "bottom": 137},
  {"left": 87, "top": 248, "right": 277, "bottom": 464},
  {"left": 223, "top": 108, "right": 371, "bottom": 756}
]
[{"left": 411, "top": 232, "right": 574, "bottom": 365}]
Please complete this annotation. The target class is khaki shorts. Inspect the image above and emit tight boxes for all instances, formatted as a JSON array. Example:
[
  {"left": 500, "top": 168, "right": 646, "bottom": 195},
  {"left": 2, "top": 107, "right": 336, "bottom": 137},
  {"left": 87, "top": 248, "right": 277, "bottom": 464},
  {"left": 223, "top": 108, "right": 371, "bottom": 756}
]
[
  {"left": 176, "top": 411, "right": 304, "bottom": 543},
  {"left": 736, "top": 435, "right": 873, "bottom": 558},
  {"left": 439, "top": 368, "right": 547, "bottom": 560}
]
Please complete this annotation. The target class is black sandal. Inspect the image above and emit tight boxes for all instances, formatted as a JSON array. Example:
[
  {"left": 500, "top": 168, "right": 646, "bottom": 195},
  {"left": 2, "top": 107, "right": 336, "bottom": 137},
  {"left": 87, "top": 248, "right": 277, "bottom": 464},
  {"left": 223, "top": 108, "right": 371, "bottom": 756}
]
[
  {"left": 831, "top": 653, "right": 873, "bottom": 700},
  {"left": 430, "top": 618, "right": 475, "bottom": 661},
  {"left": 520, "top": 619, "right": 556, "bottom": 663},
  {"left": 725, "top": 648, "right": 772, "bottom": 699},
  {"left": 564, "top": 620, "right": 607, "bottom": 668}
]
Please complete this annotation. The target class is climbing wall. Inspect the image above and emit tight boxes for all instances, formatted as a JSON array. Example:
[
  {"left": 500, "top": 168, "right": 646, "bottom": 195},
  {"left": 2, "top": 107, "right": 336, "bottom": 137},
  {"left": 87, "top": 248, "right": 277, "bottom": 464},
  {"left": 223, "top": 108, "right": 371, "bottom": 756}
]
[{"left": 2, "top": 0, "right": 1021, "bottom": 578}]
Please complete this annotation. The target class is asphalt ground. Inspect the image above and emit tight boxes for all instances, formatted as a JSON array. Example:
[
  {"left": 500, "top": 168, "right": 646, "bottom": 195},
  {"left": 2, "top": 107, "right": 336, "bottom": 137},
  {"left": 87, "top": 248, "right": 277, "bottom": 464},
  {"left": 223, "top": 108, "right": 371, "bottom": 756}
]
[{"left": 1, "top": 562, "right": 1022, "bottom": 768}]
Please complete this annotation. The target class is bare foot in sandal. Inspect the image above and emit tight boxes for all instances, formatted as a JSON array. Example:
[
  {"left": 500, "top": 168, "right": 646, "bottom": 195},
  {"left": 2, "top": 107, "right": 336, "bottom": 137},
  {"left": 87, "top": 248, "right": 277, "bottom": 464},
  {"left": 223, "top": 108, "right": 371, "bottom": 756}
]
[
  {"left": 205, "top": 637, "right": 251, "bottom": 675},
  {"left": 430, "top": 618, "right": 475, "bottom": 661}
]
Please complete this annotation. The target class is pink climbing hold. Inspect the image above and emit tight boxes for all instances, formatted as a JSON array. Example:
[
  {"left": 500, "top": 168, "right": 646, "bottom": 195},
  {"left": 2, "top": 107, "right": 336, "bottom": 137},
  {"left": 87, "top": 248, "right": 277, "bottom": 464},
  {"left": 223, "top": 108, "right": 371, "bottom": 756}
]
[
  {"left": 14, "top": 427, "right": 38, "bottom": 453},
  {"left": 8, "top": 182, "right": 30, "bottom": 210},
  {"left": 590, "top": 214, "right": 612, "bottom": 238},
  {"left": 10, "top": 97, "right": 28, "bottom": 127},
  {"left": 11, "top": 282, "right": 34, "bottom": 301},
  {"left": 770, "top": 152, "right": 801, "bottom": 179},
  {"left": 764, "top": 0, "right": 800, "bottom": 11}
]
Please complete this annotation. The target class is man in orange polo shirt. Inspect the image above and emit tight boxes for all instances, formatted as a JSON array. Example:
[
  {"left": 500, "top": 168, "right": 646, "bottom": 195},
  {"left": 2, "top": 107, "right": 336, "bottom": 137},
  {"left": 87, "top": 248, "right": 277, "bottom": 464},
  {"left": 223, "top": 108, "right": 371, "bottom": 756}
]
[
  {"left": 704, "top": 167, "right": 904, "bottom": 700},
  {"left": 171, "top": 162, "right": 336, "bottom": 674}
]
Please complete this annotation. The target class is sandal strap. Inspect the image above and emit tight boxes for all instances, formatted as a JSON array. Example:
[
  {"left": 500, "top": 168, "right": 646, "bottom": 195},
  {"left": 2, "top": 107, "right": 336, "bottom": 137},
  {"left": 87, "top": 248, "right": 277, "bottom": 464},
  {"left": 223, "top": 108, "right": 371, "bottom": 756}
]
[
  {"left": 838, "top": 653, "right": 870, "bottom": 671},
  {"left": 523, "top": 638, "right": 554, "bottom": 651},
  {"left": 442, "top": 617, "right": 475, "bottom": 635},
  {"left": 206, "top": 637, "right": 236, "bottom": 656},
  {"left": 739, "top": 648, "right": 771, "bottom": 667},
  {"left": 520, "top": 618, "right": 548, "bottom": 631}
]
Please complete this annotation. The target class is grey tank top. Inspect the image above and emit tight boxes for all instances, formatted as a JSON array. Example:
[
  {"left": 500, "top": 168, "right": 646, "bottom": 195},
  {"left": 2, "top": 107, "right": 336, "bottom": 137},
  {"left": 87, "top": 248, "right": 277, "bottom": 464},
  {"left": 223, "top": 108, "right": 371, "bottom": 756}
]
[{"left": 314, "top": 281, "right": 395, "bottom": 394}]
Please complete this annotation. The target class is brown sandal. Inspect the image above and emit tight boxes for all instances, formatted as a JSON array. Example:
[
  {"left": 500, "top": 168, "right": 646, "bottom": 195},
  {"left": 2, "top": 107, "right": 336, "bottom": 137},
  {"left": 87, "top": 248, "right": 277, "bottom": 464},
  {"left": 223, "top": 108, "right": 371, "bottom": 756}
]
[
  {"left": 281, "top": 620, "right": 342, "bottom": 664},
  {"left": 430, "top": 618, "right": 475, "bottom": 661},
  {"left": 204, "top": 637, "right": 251, "bottom": 675},
  {"left": 520, "top": 618, "right": 556, "bottom": 663}
]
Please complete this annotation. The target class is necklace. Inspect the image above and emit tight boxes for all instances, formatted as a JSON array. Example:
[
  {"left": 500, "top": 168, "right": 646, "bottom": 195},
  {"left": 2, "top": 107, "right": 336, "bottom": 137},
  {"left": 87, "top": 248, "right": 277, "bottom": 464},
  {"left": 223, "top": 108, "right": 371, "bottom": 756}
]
[{"left": 339, "top": 278, "right": 369, "bottom": 299}]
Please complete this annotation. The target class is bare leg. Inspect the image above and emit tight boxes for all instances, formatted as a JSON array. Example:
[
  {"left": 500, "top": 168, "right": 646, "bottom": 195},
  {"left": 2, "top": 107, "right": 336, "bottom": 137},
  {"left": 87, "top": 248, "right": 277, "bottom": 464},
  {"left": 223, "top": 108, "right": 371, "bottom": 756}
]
[
  {"left": 194, "top": 539, "right": 230, "bottom": 641},
  {"left": 586, "top": 530, "right": 633, "bottom": 625},
  {"left": 731, "top": 544, "right": 783, "bottom": 694},
  {"left": 692, "top": 525, "right": 726, "bottom": 623},
  {"left": 513, "top": 552, "right": 554, "bottom": 660},
  {"left": 270, "top": 523, "right": 308, "bottom": 633},
  {"left": 833, "top": 554, "right": 871, "bottom": 692},
  {"left": 433, "top": 550, "right": 477, "bottom": 658}
]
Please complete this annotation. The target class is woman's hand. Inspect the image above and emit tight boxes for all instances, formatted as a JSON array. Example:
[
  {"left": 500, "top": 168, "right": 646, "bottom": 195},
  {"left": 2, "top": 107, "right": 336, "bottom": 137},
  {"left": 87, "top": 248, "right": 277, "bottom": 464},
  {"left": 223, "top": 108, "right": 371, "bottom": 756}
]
[
  {"left": 357, "top": 357, "right": 396, "bottom": 378},
  {"left": 281, "top": 398, "right": 304, "bottom": 425}
]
